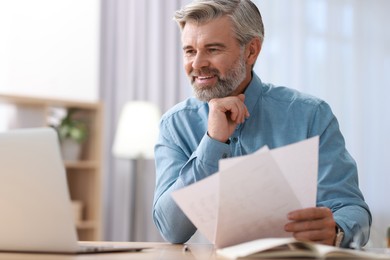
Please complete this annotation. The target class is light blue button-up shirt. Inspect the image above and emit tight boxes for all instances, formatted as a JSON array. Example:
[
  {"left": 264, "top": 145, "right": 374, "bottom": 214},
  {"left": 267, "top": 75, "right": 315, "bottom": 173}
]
[{"left": 153, "top": 72, "right": 371, "bottom": 248}]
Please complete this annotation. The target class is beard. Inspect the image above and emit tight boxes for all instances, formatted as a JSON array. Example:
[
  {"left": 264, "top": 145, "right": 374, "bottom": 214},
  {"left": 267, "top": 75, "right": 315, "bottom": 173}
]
[{"left": 190, "top": 51, "right": 247, "bottom": 102}]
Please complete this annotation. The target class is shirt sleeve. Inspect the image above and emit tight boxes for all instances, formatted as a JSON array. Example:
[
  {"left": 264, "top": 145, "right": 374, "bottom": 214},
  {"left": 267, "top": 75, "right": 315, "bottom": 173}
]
[
  {"left": 152, "top": 119, "right": 230, "bottom": 243},
  {"left": 311, "top": 101, "right": 372, "bottom": 248}
]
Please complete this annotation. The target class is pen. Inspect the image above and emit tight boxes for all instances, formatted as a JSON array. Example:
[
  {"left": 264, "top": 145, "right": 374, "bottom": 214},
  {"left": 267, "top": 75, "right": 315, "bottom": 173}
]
[{"left": 182, "top": 244, "right": 191, "bottom": 253}]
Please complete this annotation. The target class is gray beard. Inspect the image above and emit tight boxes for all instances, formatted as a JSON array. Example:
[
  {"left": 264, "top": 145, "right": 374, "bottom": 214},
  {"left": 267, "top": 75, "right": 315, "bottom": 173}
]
[{"left": 191, "top": 53, "right": 247, "bottom": 102}]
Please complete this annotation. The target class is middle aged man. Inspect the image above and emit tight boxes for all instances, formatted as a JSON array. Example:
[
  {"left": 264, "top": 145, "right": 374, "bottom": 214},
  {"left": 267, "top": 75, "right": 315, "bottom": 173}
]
[{"left": 152, "top": 0, "right": 371, "bottom": 248}]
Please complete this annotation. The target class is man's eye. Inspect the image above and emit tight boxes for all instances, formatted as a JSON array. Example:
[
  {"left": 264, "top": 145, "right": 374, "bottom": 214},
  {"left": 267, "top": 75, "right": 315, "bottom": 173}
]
[
  {"left": 208, "top": 48, "right": 220, "bottom": 53},
  {"left": 184, "top": 50, "right": 196, "bottom": 56}
]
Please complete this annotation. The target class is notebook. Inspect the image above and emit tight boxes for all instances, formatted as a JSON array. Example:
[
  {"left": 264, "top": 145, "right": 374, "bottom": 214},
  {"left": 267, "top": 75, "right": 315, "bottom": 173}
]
[{"left": 0, "top": 127, "right": 147, "bottom": 254}]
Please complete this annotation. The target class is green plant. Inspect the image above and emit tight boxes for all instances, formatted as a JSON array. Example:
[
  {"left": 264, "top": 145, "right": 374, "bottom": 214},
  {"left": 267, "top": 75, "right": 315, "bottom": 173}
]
[{"left": 57, "top": 109, "right": 88, "bottom": 144}]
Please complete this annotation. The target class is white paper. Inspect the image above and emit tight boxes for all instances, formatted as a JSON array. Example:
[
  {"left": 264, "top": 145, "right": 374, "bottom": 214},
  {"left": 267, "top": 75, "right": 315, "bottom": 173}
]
[
  {"left": 215, "top": 150, "right": 300, "bottom": 247},
  {"left": 170, "top": 173, "right": 219, "bottom": 241},
  {"left": 271, "top": 137, "right": 318, "bottom": 208},
  {"left": 171, "top": 137, "right": 319, "bottom": 248}
]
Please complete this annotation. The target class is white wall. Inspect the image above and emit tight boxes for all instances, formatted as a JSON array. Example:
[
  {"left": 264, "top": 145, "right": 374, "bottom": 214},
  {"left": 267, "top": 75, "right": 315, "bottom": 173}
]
[{"left": 0, "top": 0, "right": 100, "bottom": 101}]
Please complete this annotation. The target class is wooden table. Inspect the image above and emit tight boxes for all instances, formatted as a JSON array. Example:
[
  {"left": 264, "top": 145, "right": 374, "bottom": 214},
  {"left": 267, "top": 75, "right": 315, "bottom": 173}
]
[
  {"left": 0, "top": 242, "right": 387, "bottom": 260},
  {"left": 0, "top": 242, "right": 214, "bottom": 260}
]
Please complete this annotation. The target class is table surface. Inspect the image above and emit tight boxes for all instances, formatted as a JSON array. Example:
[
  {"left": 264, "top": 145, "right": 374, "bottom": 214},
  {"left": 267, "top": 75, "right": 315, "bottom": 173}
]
[
  {"left": 0, "top": 241, "right": 388, "bottom": 260},
  {"left": 0, "top": 242, "right": 212, "bottom": 260}
]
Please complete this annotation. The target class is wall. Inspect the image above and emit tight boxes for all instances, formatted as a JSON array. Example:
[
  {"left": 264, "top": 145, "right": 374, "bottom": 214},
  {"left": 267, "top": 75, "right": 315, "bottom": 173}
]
[{"left": 0, "top": 0, "right": 100, "bottom": 101}]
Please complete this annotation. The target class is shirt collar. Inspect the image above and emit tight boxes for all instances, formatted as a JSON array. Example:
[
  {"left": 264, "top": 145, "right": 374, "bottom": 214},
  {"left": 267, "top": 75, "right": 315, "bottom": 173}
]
[{"left": 243, "top": 71, "right": 263, "bottom": 116}]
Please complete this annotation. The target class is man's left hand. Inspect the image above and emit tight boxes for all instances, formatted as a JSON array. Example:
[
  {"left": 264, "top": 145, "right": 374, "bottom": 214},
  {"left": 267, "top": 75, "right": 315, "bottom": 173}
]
[{"left": 284, "top": 207, "right": 336, "bottom": 246}]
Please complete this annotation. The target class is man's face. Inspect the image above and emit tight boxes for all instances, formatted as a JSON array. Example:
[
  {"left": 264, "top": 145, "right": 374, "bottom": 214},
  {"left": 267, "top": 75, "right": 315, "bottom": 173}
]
[{"left": 181, "top": 16, "right": 251, "bottom": 102}]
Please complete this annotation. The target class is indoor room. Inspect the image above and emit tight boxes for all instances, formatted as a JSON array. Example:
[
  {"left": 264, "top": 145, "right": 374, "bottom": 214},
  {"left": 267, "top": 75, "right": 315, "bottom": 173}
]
[{"left": 0, "top": 0, "right": 389, "bottom": 258}]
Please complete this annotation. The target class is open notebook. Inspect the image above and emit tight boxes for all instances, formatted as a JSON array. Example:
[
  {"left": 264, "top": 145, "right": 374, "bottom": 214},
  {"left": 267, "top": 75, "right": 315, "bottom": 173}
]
[{"left": 0, "top": 127, "right": 147, "bottom": 254}]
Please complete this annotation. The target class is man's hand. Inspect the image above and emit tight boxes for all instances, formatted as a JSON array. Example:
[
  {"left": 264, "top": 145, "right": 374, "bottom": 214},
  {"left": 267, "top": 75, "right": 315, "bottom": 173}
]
[
  {"left": 207, "top": 94, "right": 249, "bottom": 143},
  {"left": 284, "top": 207, "right": 337, "bottom": 246}
]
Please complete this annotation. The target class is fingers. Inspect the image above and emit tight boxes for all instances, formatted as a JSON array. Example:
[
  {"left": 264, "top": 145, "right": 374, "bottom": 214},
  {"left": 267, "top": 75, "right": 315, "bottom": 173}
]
[
  {"left": 228, "top": 100, "right": 248, "bottom": 124},
  {"left": 219, "top": 94, "right": 249, "bottom": 124},
  {"left": 287, "top": 207, "right": 333, "bottom": 221},
  {"left": 285, "top": 217, "right": 335, "bottom": 237},
  {"left": 285, "top": 207, "right": 336, "bottom": 246},
  {"left": 235, "top": 94, "right": 250, "bottom": 122},
  {"left": 208, "top": 95, "right": 250, "bottom": 142},
  {"left": 237, "top": 93, "right": 245, "bottom": 102},
  {"left": 290, "top": 229, "right": 335, "bottom": 244},
  {"left": 287, "top": 224, "right": 336, "bottom": 245}
]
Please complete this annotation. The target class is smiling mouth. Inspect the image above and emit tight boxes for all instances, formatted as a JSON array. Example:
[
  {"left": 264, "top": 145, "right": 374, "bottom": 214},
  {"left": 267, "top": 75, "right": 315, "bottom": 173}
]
[
  {"left": 193, "top": 75, "right": 217, "bottom": 82},
  {"left": 197, "top": 75, "right": 215, "bottom": 80},
  {"left": 190, "top": 68, "right": 220, "bottom": 84},
  {"left": 192, "top": 75, "right": 217, "bottom": 87}
]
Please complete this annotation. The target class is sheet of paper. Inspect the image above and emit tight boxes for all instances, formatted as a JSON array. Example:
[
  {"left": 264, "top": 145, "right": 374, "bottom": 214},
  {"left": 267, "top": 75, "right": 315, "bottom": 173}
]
[
  {"left": 271, "top": 136, "right": 318, "bottom": 208},
  {"left": 218, "top": 146, "right": 269, "bottom": 171},
  {"left": 219, "top": 136, "right": 318, "bottom": 208},
  {"left": 215, "top": 151, "right": 301, "bottom": 248},
  {"left": 171, "top": 173, "right": 219, "bottom": 241},
  {"left": 172, "top": 137, "right": 318, "bottom": 248}
]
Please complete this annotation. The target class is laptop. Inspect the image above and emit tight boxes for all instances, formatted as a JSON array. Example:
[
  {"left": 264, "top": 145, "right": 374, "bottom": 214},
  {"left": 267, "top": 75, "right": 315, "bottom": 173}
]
[{"left": 0, "top": 127, "right": 147, "bottom": 254}]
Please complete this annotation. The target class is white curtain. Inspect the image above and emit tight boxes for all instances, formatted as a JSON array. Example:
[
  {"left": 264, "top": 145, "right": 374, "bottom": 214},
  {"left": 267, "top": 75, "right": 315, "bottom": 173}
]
[
  {"left": 100, "top": 0, "right": 390, "bottom": 247},
  {"left": 100, "top": 0, "right": 191, "bottom": 242},
  {"left": 253, "top": 0, "right": 390, "bottom": 247}
]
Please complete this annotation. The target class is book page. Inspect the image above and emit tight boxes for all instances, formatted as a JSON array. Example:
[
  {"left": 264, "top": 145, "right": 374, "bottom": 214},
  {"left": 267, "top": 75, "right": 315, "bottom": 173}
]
[
  {"left": 216, "top": 238, "right": 308, "bottom": 259},
  {"left": 217, "top": 238, "right": 390, "bottom": 259}
]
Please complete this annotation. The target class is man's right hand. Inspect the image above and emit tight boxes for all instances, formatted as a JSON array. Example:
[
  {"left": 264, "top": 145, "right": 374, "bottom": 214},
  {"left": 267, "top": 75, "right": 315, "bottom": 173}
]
[{"left": 207, "top": 94, "right": 249, "bottom": 143}]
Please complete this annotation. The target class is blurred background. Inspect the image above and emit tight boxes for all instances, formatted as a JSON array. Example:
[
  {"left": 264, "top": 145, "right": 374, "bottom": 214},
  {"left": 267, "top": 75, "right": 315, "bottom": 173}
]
[{"left": 0, "top": 0, "right": 389, "bottom": 248}]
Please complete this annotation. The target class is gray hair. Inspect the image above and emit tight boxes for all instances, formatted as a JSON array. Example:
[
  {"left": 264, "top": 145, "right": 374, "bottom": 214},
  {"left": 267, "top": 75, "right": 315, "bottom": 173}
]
[{"left": 174, "top": 0, "right": 264, "bottom": 46}]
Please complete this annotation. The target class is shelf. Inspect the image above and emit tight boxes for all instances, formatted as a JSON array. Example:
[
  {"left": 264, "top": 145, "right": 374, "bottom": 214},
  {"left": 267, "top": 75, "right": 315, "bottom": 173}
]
[
  {"left": 64, "top": 160, "right": 99, "bottom": 169},
  {"left": 0, "top": 93, "right": 103, "bottom": 241},
  {"left": 0, "top": 94, "right": 100, "bottom": 110},
  {"left": 76, "top": 220, "right": 97, "bottom": 230}
]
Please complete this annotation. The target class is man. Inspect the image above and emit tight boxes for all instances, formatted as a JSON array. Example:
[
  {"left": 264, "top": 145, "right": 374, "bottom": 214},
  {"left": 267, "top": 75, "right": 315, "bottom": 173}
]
[{"left": 153, "top": 0, "right": 371, "bottom": 248}]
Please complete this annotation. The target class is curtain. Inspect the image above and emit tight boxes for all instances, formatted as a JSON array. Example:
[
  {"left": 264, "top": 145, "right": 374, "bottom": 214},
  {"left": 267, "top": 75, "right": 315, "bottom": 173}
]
[
  {"left": 100, "top": 0, "right": 192, "bottom": 241},
  {"left": 100, "top": 0, "right": 390, "bottom": 247},
  {"left": 253, "top": 0, "right": 390, "bottom": 247}
]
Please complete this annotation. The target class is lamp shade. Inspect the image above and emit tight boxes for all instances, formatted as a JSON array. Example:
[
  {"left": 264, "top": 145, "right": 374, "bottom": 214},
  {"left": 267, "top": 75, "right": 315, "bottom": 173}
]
[{"left": 112, "top": 101, "right": 161, "bottom": 159}]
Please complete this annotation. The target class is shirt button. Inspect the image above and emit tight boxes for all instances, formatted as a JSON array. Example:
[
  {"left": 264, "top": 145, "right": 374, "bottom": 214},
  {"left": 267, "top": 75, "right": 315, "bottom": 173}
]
[
  {"left": 222, "top": 153, "right": 228, "bottom": 158},
  {"left": 232, "top": 137, "right": 238, "bottom": 143}
]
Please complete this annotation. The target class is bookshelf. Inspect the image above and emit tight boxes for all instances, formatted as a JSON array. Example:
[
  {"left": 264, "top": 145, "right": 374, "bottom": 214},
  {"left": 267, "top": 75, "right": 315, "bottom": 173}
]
[{"left": 0, "top": 94, "right": 103, "bottom": 241}]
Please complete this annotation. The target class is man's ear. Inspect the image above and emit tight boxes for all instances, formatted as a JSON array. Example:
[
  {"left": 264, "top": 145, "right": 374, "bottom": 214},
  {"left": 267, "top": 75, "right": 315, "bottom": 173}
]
[{"left": 246, "top": 37, "right": 262, "bottom": 66}]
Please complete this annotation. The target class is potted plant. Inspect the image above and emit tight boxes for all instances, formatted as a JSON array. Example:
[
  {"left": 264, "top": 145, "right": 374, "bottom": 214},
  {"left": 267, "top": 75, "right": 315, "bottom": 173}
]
[{"left": 56, "top": 108, "right": 88, "bottom": 161}]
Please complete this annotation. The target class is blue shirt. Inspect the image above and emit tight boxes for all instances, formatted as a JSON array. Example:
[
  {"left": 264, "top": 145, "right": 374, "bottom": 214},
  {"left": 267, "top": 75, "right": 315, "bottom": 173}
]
[{"left": 153, "top": 72, "right": 371, "bottom": 248}]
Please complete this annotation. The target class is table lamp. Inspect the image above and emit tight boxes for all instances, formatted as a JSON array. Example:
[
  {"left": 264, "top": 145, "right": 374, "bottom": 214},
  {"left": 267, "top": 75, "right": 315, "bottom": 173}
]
[{"left": 112, "top": 101, "right": 161, "bottom": 241}]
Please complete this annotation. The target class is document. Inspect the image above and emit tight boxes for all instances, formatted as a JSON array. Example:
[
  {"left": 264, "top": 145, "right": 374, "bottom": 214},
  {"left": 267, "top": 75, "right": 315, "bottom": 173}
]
[
  {"left": 217, "top": 237, "right": 390, "bottom": 259},
  {"left": 171, "top": 137, "right": 319, "bottom": 248}
]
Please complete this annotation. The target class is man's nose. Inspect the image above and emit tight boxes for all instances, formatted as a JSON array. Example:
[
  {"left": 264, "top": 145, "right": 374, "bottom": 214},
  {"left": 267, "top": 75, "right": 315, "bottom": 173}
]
[{"left": 191, "top": 52, "right": 210, "bottom": 69}]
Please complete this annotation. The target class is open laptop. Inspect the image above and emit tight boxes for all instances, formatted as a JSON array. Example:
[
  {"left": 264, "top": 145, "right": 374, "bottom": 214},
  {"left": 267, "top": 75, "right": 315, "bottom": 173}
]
[{"left": 0, "top": 127, "right": 147, "bottom": 254}]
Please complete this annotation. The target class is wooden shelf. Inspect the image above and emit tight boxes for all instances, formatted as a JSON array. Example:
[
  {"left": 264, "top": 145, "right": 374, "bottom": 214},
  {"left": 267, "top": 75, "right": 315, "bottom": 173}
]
[
  {"left": 0, "top": 94, "right": 103, "bottom": 241},
  {"left": 76, "top": 220, "right": 97, "bottom": 229},
  {"left": 0, "top": 94, "right": 100, "bottom": 110},
  {"left": 64, "top": 160, "right": 99, "bottom": 169}
]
